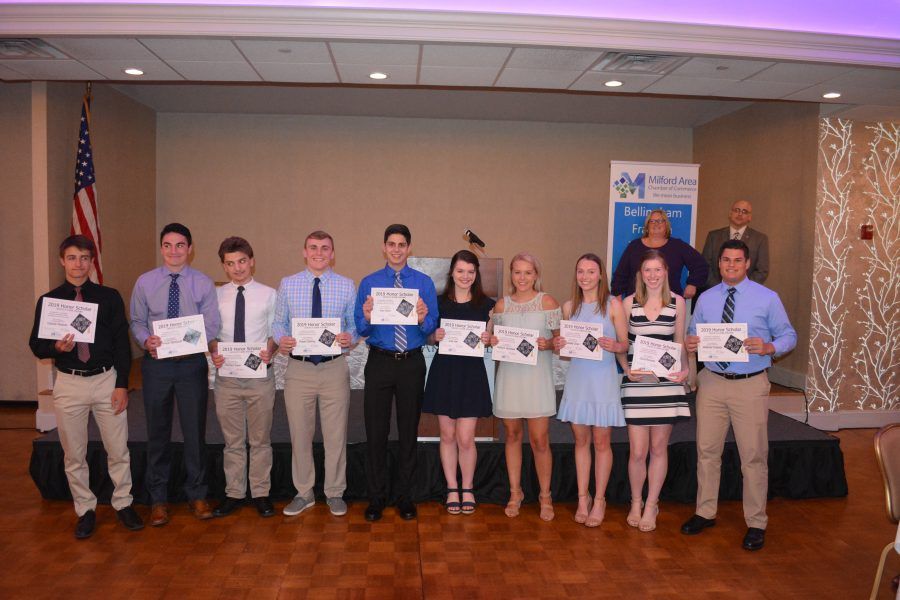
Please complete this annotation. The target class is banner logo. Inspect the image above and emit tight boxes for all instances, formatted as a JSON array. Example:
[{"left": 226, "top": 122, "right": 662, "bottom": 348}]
[{"left": 614, "top": 172, "right": 645, "bottom": 199}]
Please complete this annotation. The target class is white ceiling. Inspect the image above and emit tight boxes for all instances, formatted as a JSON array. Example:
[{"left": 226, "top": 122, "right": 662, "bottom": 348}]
[{"left": 0, "top": 4, "right": 898, "bottom": 123}]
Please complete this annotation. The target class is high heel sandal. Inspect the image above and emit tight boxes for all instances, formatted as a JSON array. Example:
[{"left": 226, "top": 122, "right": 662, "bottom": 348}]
[
  {"left": 639, "top": 501, "right": 659, "bottom": 532},
  {"left": 584, "top": 497, "right": 606, "bottom": 528},
  {"left": 574, "top": 494, "right": 592, "bottom": 524},
  {"left": 505, "top": 488, "right": 524, "bottom": 518},
  {"left": 539, "top": 493, "right": 555, "bottom": 522},
  {"left": 460, "top": 488, "right": 477, "bottom": 516},
  {"left": 445, "top": 488, "right": 461, "bottom": 515},
  {"left": 626, "top": 497, "right": 643, "bottom": 528}
]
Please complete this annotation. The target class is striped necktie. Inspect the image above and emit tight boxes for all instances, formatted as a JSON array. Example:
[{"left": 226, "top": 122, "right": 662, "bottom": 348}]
[
  {"left": 715, "top": 287, "right": 737, "bottom": 371},
  {"left": 394, "top": 271, "right": 407, "bottom": 352},
  {"left": 74, "top": 286, "right": 90, "bottom": 363}
]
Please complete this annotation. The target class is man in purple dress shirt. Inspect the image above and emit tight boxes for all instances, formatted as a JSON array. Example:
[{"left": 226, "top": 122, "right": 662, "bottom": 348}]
[{"left": 130, "top": 223, "right": 221, "bottom": 526}]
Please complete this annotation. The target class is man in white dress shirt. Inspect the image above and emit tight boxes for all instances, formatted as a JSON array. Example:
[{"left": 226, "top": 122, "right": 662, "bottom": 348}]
[{"left": 209, "top": 237, "right": 278, "bottom": 518}]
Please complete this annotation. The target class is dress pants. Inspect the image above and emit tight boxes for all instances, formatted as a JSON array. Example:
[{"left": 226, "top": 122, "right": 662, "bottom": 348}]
[
  {"left": 214, "top": 370, "right": 276, "bottom": 499},
  {"left": 363, "top": 350, "right": 425, "bottom": 504},
  {"left": 53, "top": 368, "right": 133, "bottom": 516},
  {"left": 695, "top": 368, "right": 771, "bottom": 529},
  {"left": 142, "top": 353, "right": 209, "bottom": 504},
  {"left": 283, "top": 356, "right": 351, "bottom": 500}
]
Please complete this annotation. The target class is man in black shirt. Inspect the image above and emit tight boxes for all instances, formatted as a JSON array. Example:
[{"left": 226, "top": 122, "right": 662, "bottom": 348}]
[{"left": 29, "top": 235, "right": 144, "bottom": 539}]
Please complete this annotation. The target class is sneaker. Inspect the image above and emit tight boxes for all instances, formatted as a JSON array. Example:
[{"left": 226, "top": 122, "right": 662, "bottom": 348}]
[
  {"left": 282, "top": 495, "right": 315, "bottom": 516},
  {"left": 326, "top": 497, "right": 348, "bottom": 516}
]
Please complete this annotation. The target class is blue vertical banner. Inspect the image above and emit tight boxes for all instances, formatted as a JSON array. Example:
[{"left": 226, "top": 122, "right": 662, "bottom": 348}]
[{"left": 606, "top": 161, "right": 699, "bottom": 290}]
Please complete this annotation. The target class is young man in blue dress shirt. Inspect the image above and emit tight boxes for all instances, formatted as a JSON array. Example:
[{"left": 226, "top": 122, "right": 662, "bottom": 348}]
[
  {"left": 130, "top": 223, "right": 221, "bottom": 526},
  {"left": 680, "top": 239, "right": 797, "bottom": 551},
  {"left": 273, "top": 230, "right": 357, "bottom": 518},
  {"left": 354, "top": 224, "right": 439, "bottom": 521}
]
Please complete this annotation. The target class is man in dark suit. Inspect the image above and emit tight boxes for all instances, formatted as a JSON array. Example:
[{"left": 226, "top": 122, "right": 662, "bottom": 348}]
[{"left": 701, "top": 200, "right": 769, "bottom": 286}]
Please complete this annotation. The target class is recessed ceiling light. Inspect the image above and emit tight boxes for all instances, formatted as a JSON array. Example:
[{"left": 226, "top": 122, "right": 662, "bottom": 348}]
[
  {"left": 604, "top": 80, "right": 624, "bottom": 87},
  {"left": 123, "top": 67, "right": 144, "bottom": 76},
  {"left": 822, "top": 91, "right": 842, "bottom": 99},
  {"left": 369, "top": 72, "right": 388, "bottom": 80}
]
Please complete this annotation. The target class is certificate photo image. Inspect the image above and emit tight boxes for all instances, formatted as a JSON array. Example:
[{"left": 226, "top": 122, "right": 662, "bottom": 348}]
[
  {"left": 696, "top": 323, "right": 750, "bottom": 363},
  {"left": 291, "top": 318, "right": 342, "bottom": 356},
  {"left": 437, "top": 318, "right": 486, "bottom": 357},
  {"left": 630, "top": 335, "right": 683, "bottom": 378},
  {"left": 492, "top": 325, "right": 539, "bottom": 366},
  {"left": 559, "top": 319, "right": 603, "bottom": 361},
  {"left": 370, "top": 288, "right": 419, "bottom": 325}
]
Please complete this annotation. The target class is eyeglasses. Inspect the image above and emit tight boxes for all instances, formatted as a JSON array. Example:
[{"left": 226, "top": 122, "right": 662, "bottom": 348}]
[
  {"left": 647, "top": 219, "right": 665, "bottom": 225},
  {"left": 731, "top": 208, "right": 751, "bottom": 215}
]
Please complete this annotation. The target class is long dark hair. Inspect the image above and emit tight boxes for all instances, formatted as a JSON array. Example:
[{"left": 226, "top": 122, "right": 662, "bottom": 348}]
[
  {"left": 570, "top": 253, "right": 609, "bottom": 318},
  {"left": 444, "top": 249, "right": 487, "bottom": 306}
]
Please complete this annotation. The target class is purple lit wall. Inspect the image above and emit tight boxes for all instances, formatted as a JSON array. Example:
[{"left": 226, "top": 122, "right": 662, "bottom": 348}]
[{"left": 2, "top": 0, "right": 899, "bottom": 40}]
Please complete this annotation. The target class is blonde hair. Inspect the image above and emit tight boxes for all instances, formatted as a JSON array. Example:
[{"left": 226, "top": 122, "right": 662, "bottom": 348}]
[
  {"left": 570, "top": 253, "right": 609, "bottom": 317},
  {"left": 634, "top": 250, "right": 672, "bottom": 306},
  {"left": 509, "top": 252, "right": 543, "bottom": 294},
  {"left": 641, "top": 209, "right": 672, "bottom": 238}
]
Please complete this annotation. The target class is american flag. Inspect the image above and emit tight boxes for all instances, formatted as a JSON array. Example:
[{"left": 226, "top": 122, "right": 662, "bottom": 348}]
[{"left": 71, "top": 92, "right": 103, "bottom": 284}]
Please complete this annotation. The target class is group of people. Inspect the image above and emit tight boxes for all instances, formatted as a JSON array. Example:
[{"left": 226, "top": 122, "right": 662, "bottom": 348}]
[{"left": 29, "top": 200, "right": 795, "bottom": 553}]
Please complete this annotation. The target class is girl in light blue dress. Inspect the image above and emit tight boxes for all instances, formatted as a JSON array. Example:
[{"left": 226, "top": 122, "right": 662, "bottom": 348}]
[{"left": 554, "top": 253, "right": 629, "bottom": 528}]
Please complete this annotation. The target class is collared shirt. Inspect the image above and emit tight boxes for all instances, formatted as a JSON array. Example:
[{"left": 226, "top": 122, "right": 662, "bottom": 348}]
[
  {"left": 29, "top": 280, "right": 132, "bottom": 388},
  {"left": 689, "top": 277, "right": 797, "bottom": 375},
  {"left": 217, "top": 279, "right": 276, "bottom": 344},
  {"left": 273, "top": 268, "right": 358, "bottom": 347},
  {"left": 730, "top": 226, "right": 748, "bottom": 240},
  {"left": 354, "top": 263, "right": 439, "bottom": 351},
  {"left": 130, "top": 265, "right": 221, "bottom": 347}
]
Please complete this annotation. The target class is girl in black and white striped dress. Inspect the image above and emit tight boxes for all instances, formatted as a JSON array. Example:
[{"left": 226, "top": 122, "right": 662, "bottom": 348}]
[{"left": 617, "top": 250, "right": 690, "bottom": 533}]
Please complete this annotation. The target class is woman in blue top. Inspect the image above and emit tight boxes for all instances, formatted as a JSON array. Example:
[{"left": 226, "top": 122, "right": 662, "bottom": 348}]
[{"left": 553, "top": 253, "right": 629, "bottom": 527}]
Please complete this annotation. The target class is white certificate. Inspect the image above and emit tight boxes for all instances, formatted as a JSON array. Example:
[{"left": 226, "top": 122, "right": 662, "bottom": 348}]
[
  {"left": 559, "top": 320, "right": 604, "bottom": 361},
  {"left": 37, "top": 297, "right": 99, "bottom": 343},
  {"left": 491, "top": 325, "right": 539, "bottom": 366},
  {"left": 697, "top": 323, "right": 750, "bottom": 363},
  {"left": 438, "top": 319, "right": 486, "bottom": 358},
  {"left": 371, "top": 287, "right": 419, "bottom": 325},
  {"left": 153, "top": 315, "right": 208, "bottom": 359},
  {"left": 217, "top": 342, "right": 267, "bottom": 379},
  {"left": 631, "top": 335, "right": 683, "bottom": 378},
  {"left": 291, "top": 318, "right": 342, "bottom": 356}
]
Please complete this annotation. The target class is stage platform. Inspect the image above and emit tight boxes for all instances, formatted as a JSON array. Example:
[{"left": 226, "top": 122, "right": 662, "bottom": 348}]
[{"left": 30, "top": 390, "right": 848, "bottom": 506}]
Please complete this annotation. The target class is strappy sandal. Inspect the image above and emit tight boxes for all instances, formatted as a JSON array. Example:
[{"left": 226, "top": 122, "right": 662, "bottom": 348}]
[
  {"left": 574, "top": 494, "right": 592, "bottom": 524},
  {"left": 445, "top": 488, "right": 461, "bottom": 515},
  {"left": 539, "top": 493, "right": 555, "bottom": 522},
  {"left": 460, "top": 488, "right": 476, "bottom": 515},
  {"left": 639, "top": 501, "right": 659, "bottom": 532},
  {"left": 584, "top": 497, "right": 606, "bottom": 528},
  {"left": 505, "top": 488, "right": 524, "bottom": 518},
  {"left": 626, "top": 497, "right": 643, "bottom": 528}
]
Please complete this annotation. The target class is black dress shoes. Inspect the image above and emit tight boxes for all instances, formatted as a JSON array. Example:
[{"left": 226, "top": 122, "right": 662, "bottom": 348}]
[
  {"left": 680, "top": 514, "right": 716, "bottom": 535},
  {"left": 213, "top": 497, "right": 244, "bottom": 518},
  {"left": 253, "top": 497, "right": 275, "bottom": 518},
  {"left": 75, "top": 509, "right": 96, "bottom": 539},
  {"left": 116, "top": 505, "right": 145, "bottom": 531},
  {"left": 397, "top": 499, "right": 417, "bottom": 521},
  {"left": 742, "top": 527, "right": 766, "bottom": 551},
  {"left": 364, "top": 502, "right": 384, "bottom": 522}
]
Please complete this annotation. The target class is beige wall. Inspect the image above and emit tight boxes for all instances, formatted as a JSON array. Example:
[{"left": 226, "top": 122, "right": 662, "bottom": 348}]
[
  {"left": 157, "top": 113, "right": 692, "bottom": 301},
  {"left": 0, "top": 83, "right": 156, "bottom": 401},
  {"left": 0, "top": 82, "right": 37, "bottom": 400},
  {"left": 808, "top": 118, "right": 899, "bottom": 417},
  {"left": 693, "top": 102, "right": 819, "bottom": 382}
]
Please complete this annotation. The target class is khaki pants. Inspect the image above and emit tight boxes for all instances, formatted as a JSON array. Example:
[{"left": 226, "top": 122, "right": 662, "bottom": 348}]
[
  {"left": 214, "top": 370, "right": 276, "bottom": 499},
  {"left": 53, "top": 368, "right": 132, "bottom": 516},
  {"left": 695, "top": 368, "right": 771, "bottom": 529},
  {"left": 283, "top": 357, "right": 350, "bottom": 499}
]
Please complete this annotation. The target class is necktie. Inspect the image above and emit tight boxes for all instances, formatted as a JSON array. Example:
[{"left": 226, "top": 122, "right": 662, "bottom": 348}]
[
  {"left": 715, "top": 287, "right": 737, "bottom": 371},
  {"left": 732, "top": 231, "right": 741, "bottom": 240},
  {"left": 167, "top": 273, "right": 180, "bottom": 319},
  {"left": 234, "top": 285, "right": 246, "bottom": 343},
  {"left": 309, "top": 277, "right": 322, "bottom": 365},
  {"left": 73, "top": 286, "right": 90, "bottom": 363},
  {"left": 394, "top": 271, "right": 407, "bottom": 352}
]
